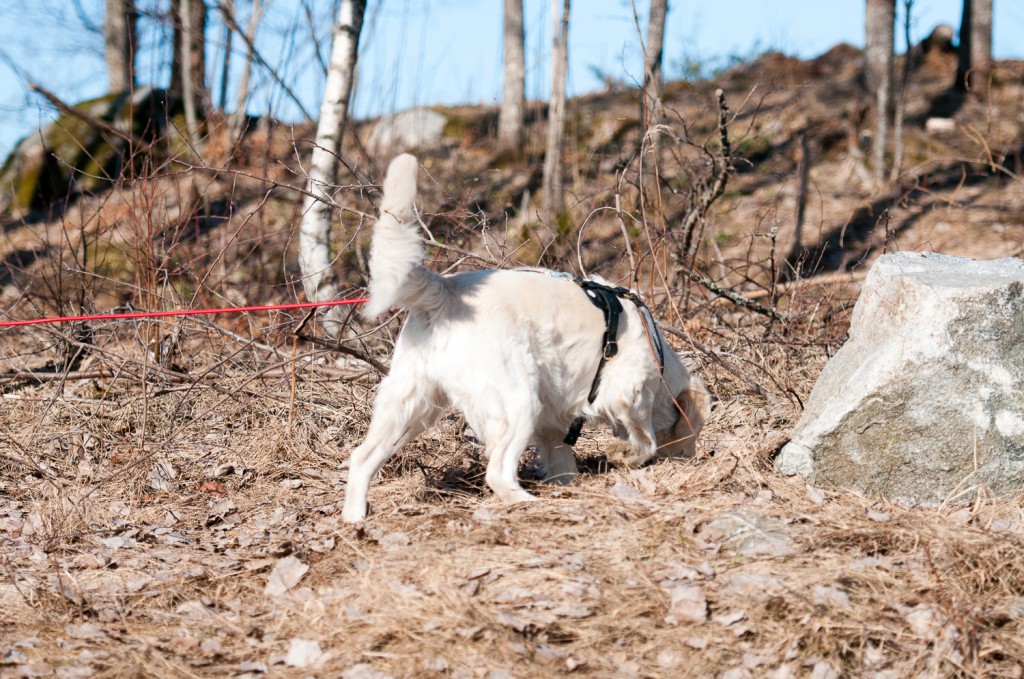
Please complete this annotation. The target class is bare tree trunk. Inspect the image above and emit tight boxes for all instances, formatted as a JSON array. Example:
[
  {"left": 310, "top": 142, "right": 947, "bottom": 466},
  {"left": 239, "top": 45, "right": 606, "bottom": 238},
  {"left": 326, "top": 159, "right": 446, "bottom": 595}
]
[
  {"left": 297, "top": 0, "right": 366, "bottom": 338},
  {"left": 170, "top": 0, "right": 184, "bottom": 97},
  {"left": 104, "top": 0, "right": 136, "bottom": 92},
  {"left": 890, "top": 0, "right": 913, "bottom": 181},
  {"left": 865, "top": 0, "right": 894, "bottom": 186},
  {"left": 971, "top": 0, "right": 993, "bottom": 92},
  {"left": 179, "top": 0, "right": 201, "bottom": 144},
  {"left": 787, "top": 130, "right": 811, "bottom": 275},
  {"left": 170, "top": 0, "right": 209, "bottom": 119},
  {"left": 217, "top": 1, "right": 233, "bottom": 111},
  {"left": 542, "top": 0, "right": 571, "bottom": 226},
  {"left": 226, "top": 0, "right": 266, "bottom": 142},
  {"left": 955, "top": 0, "right": 972, "bottom": 91},
  {"left": 643, "top": 0, "right": 667, "bottom": 131},
  {"left": 498, "top": 0, "right": 525, "bottom": 152},
  {"left": 956, "top": 0, "right": 992, "bottom": 93}
]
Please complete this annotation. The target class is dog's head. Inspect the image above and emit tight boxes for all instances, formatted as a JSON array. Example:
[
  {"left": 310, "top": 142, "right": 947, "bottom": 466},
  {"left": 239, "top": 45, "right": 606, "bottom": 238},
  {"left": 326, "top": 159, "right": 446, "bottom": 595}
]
[{"left": 655, "top": 376, "right": 712, "bottom": 459}]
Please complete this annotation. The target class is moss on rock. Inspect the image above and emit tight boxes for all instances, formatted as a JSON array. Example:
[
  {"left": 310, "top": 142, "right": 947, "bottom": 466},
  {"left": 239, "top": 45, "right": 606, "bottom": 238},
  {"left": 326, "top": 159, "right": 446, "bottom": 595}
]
[{"left": 0, "top": 88, "right": 183, "bottom": 214}]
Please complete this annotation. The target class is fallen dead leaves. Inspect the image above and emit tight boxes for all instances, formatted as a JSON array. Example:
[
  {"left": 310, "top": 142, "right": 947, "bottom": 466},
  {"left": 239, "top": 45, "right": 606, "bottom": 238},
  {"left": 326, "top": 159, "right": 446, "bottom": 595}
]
[
  {"left": 2, "top": 343, "right": 1024, "bottom": 679},
  {"left": 3, "top": 443, "right": 1024, "bottom": 677},
  {"left": 264, "top": 555, "right": 309, "bottom": 597},
  {"left": 199, "top": 479, "right": 227, "bottom": 496}
]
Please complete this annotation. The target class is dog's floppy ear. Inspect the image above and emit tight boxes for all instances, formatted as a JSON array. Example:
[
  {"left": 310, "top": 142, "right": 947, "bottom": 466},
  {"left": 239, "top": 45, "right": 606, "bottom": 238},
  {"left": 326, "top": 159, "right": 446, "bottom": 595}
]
[{"left": 668, "top": 375, "right": 712, "bottom": 458}]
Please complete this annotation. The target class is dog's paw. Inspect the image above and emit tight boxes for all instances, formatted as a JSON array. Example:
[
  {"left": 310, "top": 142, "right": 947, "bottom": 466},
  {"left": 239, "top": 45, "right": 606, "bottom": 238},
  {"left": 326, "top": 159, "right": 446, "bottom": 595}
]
[
  {"left": 605, "top": 441, "right": 656, "bottom": 468},
  {"left": 623, "top": 451, "right": 656, "bottom": 468},
  {"left": 494, "top": 488, "right": 537, "bottom": 504},
  {"left": 341, "top": 504, "right": 368, "bottom": 523},
  {"left": 604, "top": 440, "right": 634, "bottom": 466}
]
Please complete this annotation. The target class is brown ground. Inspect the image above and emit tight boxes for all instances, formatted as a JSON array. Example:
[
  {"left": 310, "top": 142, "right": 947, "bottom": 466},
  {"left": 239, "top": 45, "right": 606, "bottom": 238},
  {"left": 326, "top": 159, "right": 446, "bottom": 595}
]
[{"left": 1, "top": 44, "right": 1023, "bottom": 677}]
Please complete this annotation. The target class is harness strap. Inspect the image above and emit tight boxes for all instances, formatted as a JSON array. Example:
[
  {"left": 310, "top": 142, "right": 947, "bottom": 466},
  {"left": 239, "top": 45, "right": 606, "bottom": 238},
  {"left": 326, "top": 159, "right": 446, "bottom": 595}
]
[
  {"left": 582, "top": 284, "right": 623, "bottom": 376},
  {"left": 564, "top": 284, "right": 624, "bottom": 445},
  {"left": 562, "top": 278, "right": 665, "bottom": 446},
  {"left": 564, "top": 417, "right": 587, "bottom": 446}
]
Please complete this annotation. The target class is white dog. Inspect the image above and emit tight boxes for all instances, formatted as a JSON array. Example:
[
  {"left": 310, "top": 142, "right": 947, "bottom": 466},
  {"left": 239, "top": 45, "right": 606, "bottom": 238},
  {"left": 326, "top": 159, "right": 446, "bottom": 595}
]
[{"left": 341, "top": 154, "right": 710, "bottom": 523}]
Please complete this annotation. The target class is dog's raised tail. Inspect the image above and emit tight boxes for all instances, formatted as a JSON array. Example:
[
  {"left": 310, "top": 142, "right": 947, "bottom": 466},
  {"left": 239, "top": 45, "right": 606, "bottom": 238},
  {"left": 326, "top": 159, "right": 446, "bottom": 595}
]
[{"left": 363, "top": 154, "right": 445, "bottom": 318}]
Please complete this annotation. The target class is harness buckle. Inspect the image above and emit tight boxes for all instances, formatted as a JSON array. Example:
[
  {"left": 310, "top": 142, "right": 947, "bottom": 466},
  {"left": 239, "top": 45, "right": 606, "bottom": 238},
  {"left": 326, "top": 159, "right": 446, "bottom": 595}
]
[{"left": 603, "top": 341, "right": 618, "bottom": 359}]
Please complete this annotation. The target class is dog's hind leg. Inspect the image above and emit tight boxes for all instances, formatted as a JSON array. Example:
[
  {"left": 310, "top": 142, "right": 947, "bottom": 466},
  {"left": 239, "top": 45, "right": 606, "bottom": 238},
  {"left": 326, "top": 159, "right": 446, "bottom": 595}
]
[
  {"left": 342, "top": 374, "right": 443, "bottom": 523},
  {"left": 535, "top": 431, "right": 577, "bottom": 485}
]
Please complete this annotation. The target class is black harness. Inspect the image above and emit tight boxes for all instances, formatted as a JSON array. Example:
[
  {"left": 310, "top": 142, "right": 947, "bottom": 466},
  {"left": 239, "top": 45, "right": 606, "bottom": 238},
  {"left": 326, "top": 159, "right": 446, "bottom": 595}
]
[{"left": 562, "top": 277, "right": 665, "bottom": 446}]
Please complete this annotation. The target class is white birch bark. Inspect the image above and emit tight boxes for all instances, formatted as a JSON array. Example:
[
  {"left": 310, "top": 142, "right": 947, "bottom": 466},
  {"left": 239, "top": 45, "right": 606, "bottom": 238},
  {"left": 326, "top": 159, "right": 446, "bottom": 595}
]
[
  {"left": 498, "top": 0, "right": 526, "bottom": 151},
  {"left": 298, "top": 0, "right": 365, "bottom": 337},
  {"left": 542, "top": 0, "right": 571, "bottom": 226}
]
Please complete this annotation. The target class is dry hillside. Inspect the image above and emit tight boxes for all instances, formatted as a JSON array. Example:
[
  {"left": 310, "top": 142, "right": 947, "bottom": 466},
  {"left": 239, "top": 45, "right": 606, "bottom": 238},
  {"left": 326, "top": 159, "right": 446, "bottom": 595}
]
[{"left": 1, "top": 43, "right": 1023, "bottom": 677}]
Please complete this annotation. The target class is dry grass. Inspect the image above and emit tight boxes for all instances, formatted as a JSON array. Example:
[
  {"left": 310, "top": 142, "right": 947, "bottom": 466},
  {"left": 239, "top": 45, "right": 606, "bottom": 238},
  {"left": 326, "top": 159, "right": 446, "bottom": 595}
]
[
  {"left": 1, "top": 290, "right": 1023, "bottom": 678},
  {"left": 2, "top": 49, "right": 1024, "bottom": 679}
]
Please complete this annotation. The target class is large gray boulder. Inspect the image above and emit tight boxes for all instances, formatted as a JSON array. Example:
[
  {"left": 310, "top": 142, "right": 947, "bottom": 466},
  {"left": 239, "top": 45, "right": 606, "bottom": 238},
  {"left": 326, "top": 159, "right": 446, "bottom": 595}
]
[
  {"left": 776, "top": 252, "right": 1024, "bottom": 505},
  {"left": 366, "top": 107, "right": 447, "bottom": 152}
]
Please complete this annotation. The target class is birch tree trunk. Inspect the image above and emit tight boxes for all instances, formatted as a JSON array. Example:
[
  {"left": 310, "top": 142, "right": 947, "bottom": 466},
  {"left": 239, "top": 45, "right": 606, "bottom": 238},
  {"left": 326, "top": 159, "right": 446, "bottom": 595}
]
[
  {"left": 890, "top": 0, "right": 913, "bottom": 181},
  {"left": 297, "top": 0, "right": 366, "bottom": 338},
  {"left": 542, "top": 0, "right": 571, "bottom": 227},
  {"left": 643, "top": 0, "right": 667, "bottom": 131},
  {"left": 956, "top": 0, "right": 992, "bottom": 93},
  {"left": 787, "top": 130, "right": 811, "bottom": 273},
  {"left": 171, "top": 0, "right": 209, "bottom": 140},
  {"left": 179, "top": 0, "right": 200, "bottom": 144},
  {"left": 498, "top": 0, "right": 525, "bottom": 152},
  {"left": 104, "top": 0, "right": 136, "bottom": 92},
  {"left": 217, "top": 1, "right": 232, "bottom": 111},
  {"left": 865, "top": 0, "right": 894, "bottom": 185},
  {"left": 955, "top": 0, "right": 972, "bottom": 91},
  {"left": 227, "top": 0, "right": 266, "bottom": 142},
  {"left": 971, "top": 0, "right": 993, "bottom": 93},
  {"left": 970, "top": 0, "right": 995, "bottom": 91}
]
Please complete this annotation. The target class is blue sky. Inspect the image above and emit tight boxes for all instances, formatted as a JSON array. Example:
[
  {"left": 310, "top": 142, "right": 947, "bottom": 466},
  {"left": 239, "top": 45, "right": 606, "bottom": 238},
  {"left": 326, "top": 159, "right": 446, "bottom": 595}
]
[{"left": 1, "top": 0, "right": 1021, "bottom": 160}]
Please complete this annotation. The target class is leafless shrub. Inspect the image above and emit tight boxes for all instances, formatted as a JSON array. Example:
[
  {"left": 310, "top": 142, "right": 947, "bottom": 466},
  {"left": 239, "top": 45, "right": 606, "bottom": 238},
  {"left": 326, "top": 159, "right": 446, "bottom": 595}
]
[{"left": 2, "top": 30, "right": 1024, "bottom": 678}]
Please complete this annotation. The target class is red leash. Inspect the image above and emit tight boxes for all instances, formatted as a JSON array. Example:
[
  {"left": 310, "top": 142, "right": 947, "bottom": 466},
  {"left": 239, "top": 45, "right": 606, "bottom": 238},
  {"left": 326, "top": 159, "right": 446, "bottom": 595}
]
[{"left": 0, "top": 298, "right": 369, "bottom": 328}]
